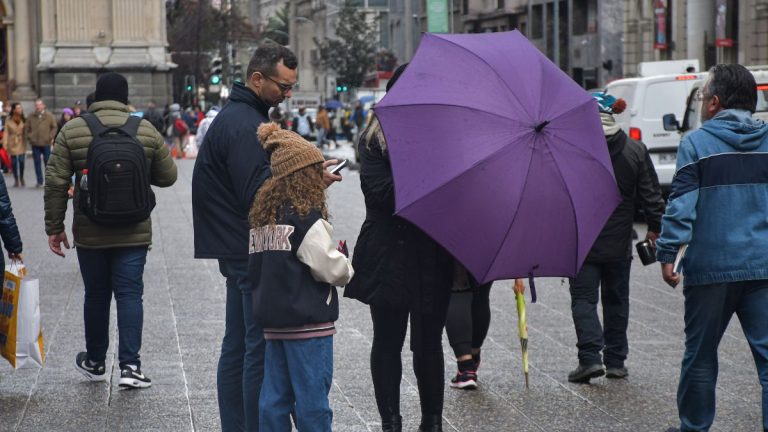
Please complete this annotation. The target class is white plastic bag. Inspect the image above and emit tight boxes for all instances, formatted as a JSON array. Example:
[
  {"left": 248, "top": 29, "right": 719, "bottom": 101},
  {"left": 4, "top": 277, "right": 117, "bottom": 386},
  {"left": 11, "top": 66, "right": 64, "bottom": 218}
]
[{"left": 0, "top": 264, "right": 44, "bottom": 368}]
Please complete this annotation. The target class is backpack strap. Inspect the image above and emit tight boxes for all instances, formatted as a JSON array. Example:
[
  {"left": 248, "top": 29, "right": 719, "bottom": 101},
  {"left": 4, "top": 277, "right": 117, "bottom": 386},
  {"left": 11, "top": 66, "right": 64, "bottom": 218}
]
[
  {"left": 119, "top": 116, "right": 142, "bottom": 136},
  {"left": 81, "top": 113, "right": 108, "bottom": 137}
]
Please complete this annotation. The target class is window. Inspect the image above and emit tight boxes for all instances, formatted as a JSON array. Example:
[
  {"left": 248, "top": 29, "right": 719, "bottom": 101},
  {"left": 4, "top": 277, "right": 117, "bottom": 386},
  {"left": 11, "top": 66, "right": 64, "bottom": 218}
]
[
  {"left": 530, "top": 4, "right": 543, "bottom": 39},
  {"left": 463, "top": 0, "right": 468, "bottom": 15},
  {"left": 497, "top": 0, "right": 505, "bottom": 9}
]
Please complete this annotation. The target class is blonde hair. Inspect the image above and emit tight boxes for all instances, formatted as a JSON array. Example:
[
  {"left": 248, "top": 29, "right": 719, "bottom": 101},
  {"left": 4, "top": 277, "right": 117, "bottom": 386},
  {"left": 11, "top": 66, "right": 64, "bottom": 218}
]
[{"left": 361, "top": 114, "right": 387, "bottom": 153}]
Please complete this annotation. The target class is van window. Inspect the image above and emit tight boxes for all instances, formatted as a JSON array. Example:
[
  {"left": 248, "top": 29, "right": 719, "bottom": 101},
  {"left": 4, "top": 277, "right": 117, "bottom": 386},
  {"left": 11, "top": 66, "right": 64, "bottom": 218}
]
[{"left": 643, "top": 81, "right": 690, "bottom": 120}]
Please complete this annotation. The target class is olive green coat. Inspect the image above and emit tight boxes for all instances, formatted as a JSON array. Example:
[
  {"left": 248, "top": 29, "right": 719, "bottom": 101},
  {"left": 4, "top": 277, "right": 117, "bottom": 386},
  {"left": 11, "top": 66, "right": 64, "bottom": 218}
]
[{"left": 44, "top": 101, "right": 177, "bottom": 248}]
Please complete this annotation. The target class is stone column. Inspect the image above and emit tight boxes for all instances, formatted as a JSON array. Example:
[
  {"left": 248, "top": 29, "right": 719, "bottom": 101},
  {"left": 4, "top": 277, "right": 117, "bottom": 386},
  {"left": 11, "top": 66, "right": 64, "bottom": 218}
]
[{"left": 11, "top": 0, "right": 37, "bottom": 101}]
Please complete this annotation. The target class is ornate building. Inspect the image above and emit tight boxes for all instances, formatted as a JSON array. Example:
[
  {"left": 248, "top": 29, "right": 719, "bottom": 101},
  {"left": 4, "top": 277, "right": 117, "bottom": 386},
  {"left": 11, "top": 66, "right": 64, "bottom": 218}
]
[{"left": 0, "top": 0, "right": 174, "bottom": 112}]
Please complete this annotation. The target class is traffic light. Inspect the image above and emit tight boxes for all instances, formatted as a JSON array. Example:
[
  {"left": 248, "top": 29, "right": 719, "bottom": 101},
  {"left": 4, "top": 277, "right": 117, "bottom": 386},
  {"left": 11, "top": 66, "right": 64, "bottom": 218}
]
[
  {"left": 184, "top": 75, "right": 196, "bottom": 92},
  {"left": 232, "top": 63, "right": 243, "bottom": 83},
  {"left": 336, "top": 84, "right": 348, "bottom": 92},
  {"left": 210, "top": 57, "right": 223, "bottom": 85}
]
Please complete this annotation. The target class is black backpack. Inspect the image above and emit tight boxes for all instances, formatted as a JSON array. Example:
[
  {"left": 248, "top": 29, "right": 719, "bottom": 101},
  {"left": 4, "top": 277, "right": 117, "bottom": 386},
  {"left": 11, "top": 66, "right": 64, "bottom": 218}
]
[{"left": 79, "top": 114, "right": 155, "bottom": 225}]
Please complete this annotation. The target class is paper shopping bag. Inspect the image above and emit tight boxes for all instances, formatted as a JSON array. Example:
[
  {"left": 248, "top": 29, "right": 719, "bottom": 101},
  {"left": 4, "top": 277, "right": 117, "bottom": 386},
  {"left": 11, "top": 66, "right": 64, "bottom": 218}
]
[{"left": 0, "top": 264, "right": 44, "bottom": 368}]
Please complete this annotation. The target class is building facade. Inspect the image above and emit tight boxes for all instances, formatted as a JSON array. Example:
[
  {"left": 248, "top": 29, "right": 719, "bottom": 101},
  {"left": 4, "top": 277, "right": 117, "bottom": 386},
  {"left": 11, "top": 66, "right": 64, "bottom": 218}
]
[
  {"left": 0, "top": 0, "right": 174, "bottom": 113},
  {"left": 624, "top": 0, "right": 768, "bottom": 77}
]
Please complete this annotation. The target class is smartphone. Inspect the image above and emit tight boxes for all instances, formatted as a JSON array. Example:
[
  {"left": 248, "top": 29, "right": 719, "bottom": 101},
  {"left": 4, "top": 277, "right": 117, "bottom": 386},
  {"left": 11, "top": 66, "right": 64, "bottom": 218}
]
[{"left": 330, "top": 159, "right": 348, "bottom": 174}]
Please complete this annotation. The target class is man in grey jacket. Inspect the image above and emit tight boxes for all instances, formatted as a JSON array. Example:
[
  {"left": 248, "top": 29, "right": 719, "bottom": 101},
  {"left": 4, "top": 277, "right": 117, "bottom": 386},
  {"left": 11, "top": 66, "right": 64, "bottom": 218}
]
[{"left": 25, "top": 99, "right": 57, "bottom": 187}]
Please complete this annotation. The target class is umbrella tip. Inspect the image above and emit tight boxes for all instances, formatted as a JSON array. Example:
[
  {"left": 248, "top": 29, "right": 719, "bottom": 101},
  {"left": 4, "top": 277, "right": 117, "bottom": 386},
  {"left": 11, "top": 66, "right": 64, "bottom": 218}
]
[{"left": 534, "top": 121, "right": 550, "bottom": 133}]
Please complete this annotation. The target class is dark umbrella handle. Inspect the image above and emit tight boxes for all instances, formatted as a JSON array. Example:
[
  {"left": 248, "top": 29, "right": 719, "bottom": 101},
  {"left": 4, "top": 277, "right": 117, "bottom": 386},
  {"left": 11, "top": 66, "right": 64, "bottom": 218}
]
[
  {"left": 534, "top": 121, "right": 550, "bottom": 133},
  {"left": 528, "top": 266, "right": 539, "bottom": 303}
]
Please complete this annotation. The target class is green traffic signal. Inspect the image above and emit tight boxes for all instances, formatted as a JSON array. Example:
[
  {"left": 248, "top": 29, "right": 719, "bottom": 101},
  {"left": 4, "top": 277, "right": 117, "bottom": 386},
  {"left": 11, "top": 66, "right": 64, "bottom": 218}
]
[
  {"left": 210, "top": 75, "right": 221, "bottom": 85},
  {"left": 342, "top": 85, "right": 348, "bottom": 92},
  {"left": 186, "top": 85, "right": 193, "bottom": 91},
  {"left": 336, "top": 85, "right": 342, "bottom": 92}
]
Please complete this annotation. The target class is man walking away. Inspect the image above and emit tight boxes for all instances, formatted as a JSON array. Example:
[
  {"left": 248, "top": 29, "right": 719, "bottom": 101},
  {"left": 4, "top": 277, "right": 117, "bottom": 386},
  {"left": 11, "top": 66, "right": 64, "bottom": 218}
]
[
  {"left": 657, "top": 64, "right": 768, "bottom": 432},
  {"left": 291, "top": 106, "right": 314, "bottom": 141},
  {"left": 567, "top": 93, "right": 664, "bottom": 384},
  {"left": 44, "top": 72, "right": 177, "bottom": 389},
  {"left": 143, "top": 101, "right": 166, "bottom": 134},
  {"left": 25, "top": 99, "right": 57, "bottom": 187},
  {"left": 192, "top": 43, "right": 295, "bottom": 432}
]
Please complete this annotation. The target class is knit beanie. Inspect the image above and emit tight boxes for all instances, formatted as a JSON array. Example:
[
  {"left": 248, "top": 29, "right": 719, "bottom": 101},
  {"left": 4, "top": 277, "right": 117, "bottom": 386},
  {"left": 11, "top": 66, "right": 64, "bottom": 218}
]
[
  {"left": 591, "top": 92, "right": 627, "bottom": 115},
  {"left": 258, "top": 122, "right": 324, "bottom": 179},
  {"left": 95, "top": 72, "right": 129, "bottom": 105}
]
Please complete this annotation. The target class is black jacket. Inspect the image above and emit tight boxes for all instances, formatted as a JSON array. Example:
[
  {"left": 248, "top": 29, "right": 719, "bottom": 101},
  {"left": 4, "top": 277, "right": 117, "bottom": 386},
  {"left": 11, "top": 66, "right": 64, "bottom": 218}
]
[
  {"left": 345, "top": 133, "right": 453, "bottom": 312},
  {"left": 587, "top": 130, "right": 664, "bottom": 263},
  {"left": 0, "top": 176, "right": 21, "bottom": 271},
  {"left": 192, "top": 83, "right": 272, "bottom": 259}
]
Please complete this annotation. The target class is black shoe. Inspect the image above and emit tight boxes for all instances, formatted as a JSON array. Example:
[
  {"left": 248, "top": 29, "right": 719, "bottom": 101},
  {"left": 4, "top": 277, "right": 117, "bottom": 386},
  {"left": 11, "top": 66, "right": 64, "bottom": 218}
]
[
  {"left": 381, "top": 415, "right": 402, "bottom": 432},
  {"left": 418, "top": 415, "right": 443, "bottom": 432},
  {"left": 605, "top": 366, "right": 628, "bottom": 379},
  {"left": 75, "top": 352, "right": 107, "bottom": 382},
  {"left": 450, "top": 369, "right": 478, "bottom": 390},
  {"left": 119, "top": 365, "right": 151, "bottom": 389},
  {"left": 568, "top": 363, "right": 604, "bottom": 383}
]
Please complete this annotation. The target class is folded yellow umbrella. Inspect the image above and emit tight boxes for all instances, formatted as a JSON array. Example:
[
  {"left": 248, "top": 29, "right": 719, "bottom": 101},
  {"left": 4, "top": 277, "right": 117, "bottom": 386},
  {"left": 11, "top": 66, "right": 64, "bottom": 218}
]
[{"left": 514, "top": 279, "right": 529, "bottom": 389}]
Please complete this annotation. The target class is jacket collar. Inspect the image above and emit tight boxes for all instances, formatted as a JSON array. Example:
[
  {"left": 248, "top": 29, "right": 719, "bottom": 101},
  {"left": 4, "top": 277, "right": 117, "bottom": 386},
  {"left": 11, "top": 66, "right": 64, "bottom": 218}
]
[
  {"left": 88, "top": 100, "right": 130, "bottom": 113},
  {"left": 229, "top": 82, "right": 270, "bottom": 117}
]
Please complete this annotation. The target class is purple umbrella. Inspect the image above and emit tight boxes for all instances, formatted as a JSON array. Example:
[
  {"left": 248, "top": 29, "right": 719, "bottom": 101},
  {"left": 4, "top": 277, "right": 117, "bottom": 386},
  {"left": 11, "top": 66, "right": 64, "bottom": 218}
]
[{"left": 375, "top": 31, "right": 620, "bottom": 299}]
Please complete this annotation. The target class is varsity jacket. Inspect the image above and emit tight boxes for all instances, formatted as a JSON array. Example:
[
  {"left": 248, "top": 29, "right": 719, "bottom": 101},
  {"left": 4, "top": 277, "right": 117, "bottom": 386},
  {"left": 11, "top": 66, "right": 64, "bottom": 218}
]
[{"left": 248, "top": 209, "right": 354, "bottom": 340}]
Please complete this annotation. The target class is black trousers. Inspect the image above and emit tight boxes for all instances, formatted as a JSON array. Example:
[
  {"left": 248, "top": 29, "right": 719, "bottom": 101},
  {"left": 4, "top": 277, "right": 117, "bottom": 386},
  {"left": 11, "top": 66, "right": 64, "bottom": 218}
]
[
  {"left": 369, "top": 299, "right": 449, "bottom": 421},
  {"left": 569, "top": 260, "right": 632, "bottom": 368},
  {"left": 445, "top": 283, "right": 492, "bottom": 358}
]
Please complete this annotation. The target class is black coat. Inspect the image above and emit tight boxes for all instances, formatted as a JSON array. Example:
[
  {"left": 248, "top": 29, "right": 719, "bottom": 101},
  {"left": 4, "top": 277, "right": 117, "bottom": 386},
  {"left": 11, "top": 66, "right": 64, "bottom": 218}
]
[
  {"left": 345, "top": 133, "right": 453, "bottom": 312},
  {"left": 192, "top": 83, "right": 272, "bottom": 259},
  {"left": 0, "top": 176, "right": 21, "bottom": 271},
  {"left": 587, "top": 130, "right": 665, "bottom": 263}
]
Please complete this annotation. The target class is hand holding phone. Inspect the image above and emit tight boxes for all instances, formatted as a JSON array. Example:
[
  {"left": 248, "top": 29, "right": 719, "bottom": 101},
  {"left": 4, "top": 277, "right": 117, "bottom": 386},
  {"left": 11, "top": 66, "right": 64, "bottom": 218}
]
[{"left": 330, "top": 159, "right": 348, "bottom": 175}]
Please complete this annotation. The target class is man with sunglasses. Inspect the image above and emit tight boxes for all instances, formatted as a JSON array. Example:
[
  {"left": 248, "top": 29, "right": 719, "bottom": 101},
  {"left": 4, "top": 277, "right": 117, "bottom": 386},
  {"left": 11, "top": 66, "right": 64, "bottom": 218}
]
[{"left": 192, "top": 42, "right": 341, "bottom": 431}]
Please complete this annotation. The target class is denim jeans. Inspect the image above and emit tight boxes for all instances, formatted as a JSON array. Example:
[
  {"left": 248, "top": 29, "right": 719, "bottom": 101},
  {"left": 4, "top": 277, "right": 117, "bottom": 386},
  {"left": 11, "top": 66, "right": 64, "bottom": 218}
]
[
  {"left": 677, "top": 280, "right": 768, "bottom": 432},
  {"left": 259, "top": 336, "right": 333, "bottom": 432},
  {"left": 217, "top": 259, "right": 265, "bottom": 432},
  {"left": 32, "top": 145, "right": 51, "bottom": 186},
  {"left": 569, "top": 260, "right": 631, "bottom": 368},
  {"left": 11, "top": 155, "right": 24, "bottom": 182},
  {"left": 77, "top": 246, "right": 148, "bottom": 368}
]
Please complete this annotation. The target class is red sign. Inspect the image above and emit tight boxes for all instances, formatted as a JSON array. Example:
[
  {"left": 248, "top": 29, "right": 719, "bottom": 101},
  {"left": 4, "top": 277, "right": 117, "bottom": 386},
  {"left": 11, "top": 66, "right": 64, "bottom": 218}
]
[{"left": 715, "top": 38, "right": 734, "bottom": 48}]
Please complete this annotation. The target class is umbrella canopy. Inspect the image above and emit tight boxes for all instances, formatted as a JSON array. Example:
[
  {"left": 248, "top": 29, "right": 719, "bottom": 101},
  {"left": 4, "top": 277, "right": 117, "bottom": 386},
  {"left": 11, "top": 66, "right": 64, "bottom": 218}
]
[
  {"left": 359, "top": 95, "right": 376, "bottom": 104},
  {"left": 375, "top": 31, "right": 620, "bottom": 286},
  {"left": 325, "top": 99, "right": 343, "bottom": 109}
]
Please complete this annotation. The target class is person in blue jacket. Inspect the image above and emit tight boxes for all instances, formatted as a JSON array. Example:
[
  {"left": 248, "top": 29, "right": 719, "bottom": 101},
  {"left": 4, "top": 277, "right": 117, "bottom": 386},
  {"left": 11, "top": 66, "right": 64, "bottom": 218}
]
[
  {"left": 192, "top": 41, "right": 340, "bottom": 431},
  {"left": 657, "top": 64, "right": 768, "bottom": 432},
  {"left": 0, "top": 174, "right": 22, "bottom": 271}
]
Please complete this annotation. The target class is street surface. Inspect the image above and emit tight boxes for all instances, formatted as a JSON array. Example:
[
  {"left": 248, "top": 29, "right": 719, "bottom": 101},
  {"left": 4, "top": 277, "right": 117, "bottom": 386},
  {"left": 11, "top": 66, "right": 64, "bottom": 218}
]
[{"left": 0, "top": 145, "right": 763, "bottom": 431}]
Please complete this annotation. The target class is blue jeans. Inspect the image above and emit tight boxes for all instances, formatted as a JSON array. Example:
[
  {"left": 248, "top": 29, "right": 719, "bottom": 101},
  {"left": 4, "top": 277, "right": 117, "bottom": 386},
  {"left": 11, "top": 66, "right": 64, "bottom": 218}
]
[
  {"left": 217, "top": 259, "right": 265, "bottom": 432},
  {"left": 11, "top": 155, "right": 24, "bottom": 182},
  {"left": 77, "top": 246, "right": 148, "bottom": 368},
  {"left": 32, "top": 145, "right": 51, "bottom": 186},
  {"left": 569, "top": 260, "right": 631, "bottom": 368},
  {"left": 678, "top": 280, "right": 768, "bottom": 431},
  {"left": 260, "top": 337, "right": 333, "bottom": 432}
]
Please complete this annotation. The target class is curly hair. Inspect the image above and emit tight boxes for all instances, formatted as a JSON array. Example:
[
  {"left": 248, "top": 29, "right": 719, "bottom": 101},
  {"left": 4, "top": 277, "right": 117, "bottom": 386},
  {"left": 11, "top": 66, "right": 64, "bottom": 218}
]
[{"left": 249, "top": 163, "right": 328, "bottom": 228}]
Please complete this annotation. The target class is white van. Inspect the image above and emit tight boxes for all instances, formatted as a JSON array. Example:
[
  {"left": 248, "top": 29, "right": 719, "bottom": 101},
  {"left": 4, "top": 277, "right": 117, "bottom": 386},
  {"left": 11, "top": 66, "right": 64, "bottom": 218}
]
[
  {"left": 606, "top": 72, "right": 707, "bottom": 192},
  {"left": 662, "top": 67, "right": 768, "bottom": 137}
]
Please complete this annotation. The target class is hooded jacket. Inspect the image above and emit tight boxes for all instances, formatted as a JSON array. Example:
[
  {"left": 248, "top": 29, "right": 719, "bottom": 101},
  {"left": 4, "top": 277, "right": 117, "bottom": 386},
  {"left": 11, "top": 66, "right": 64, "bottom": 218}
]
[
  {"left": 656, "top": 109, "right": 768, "bottom": 286},
  {"left": 192, "top": 83, "right": 272, "bottom": 259}
]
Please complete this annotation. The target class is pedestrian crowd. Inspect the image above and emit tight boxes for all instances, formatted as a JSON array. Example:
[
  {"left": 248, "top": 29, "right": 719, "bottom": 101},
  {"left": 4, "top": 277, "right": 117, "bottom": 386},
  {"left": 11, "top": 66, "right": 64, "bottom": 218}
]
[{"left": 0, "top": 41, "right": 765, "bottom": 432}]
